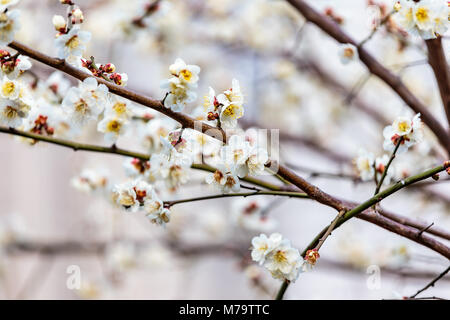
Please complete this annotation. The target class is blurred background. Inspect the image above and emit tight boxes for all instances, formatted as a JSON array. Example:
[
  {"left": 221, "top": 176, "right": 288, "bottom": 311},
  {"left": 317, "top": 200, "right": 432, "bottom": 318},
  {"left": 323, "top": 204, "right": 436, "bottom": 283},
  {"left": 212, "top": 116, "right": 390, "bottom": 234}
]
[{"left": 0, "top": 0, "right": 449, "bottom": 299}]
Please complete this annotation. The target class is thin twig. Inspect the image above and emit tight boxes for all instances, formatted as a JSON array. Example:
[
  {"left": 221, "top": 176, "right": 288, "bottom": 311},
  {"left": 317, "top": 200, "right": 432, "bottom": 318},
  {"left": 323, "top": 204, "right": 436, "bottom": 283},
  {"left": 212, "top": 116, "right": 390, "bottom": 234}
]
[{"left": 410, "top": 266, "right": 450, "bottom": 299}]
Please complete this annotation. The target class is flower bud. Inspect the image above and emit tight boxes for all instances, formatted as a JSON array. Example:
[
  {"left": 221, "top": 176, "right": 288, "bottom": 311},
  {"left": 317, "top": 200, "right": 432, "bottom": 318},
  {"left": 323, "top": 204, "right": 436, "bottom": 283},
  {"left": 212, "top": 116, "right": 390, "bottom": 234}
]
[
  {"left": 103, "top": 63, "right": 115, "bottom": 73},
  {"left": 52, "top": 15, "right": 67, "bottom": 32},
  {"left": 71, "top": 8, "right": 84, "bottom": 24}
]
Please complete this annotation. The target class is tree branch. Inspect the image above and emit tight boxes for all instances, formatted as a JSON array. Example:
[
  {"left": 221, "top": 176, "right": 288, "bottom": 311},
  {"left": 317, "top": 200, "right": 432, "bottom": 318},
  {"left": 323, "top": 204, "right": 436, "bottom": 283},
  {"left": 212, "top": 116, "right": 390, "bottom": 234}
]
[{"left": 425, "top": 37, "right": 450, "bottom": 127}]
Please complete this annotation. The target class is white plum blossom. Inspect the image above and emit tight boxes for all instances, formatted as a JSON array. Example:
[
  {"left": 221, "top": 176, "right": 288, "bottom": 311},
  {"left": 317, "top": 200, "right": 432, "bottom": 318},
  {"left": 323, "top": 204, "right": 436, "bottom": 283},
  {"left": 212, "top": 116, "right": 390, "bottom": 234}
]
[
  {"left": 144, "top": 190, "right": 171, "bottom": 227},
  {"left": 244, "top": 145, "right": 269, "bottom": 176},
  {"left": 205, "top": 163, "right": 241, "bottom": 193},
  {"left": 251, "top": 233, "right": 303, "bottom": 282},
  {"left": 62, "top": 77, "right": 108, "bottom": 127},
  {"left": 0, "top": 76, "right": 20, "bottom": 100},
  {"left": 0, "top": 98, "right": 31, "bottom": 128},
  {"left": 0, "top": 9, "right": 20, "bottom": 46},
  {"left": 251, "top": 233, "right": 282, "bottom": 265},
  {"left": 161, "top": 58, "right": 200, "bottom": 112},
  {"left": 394, "top": 0, "right": 449, "bottom": 39},
  {"left": 1, "top": 55, "right": 32, "bottom": 79},
  {"left": 149, "top": 135, "right": 193, "bottom": 189},
  {"left": 55, "top": 26, "right": 91, "bottom": 59},
  {"left": 105, "top": 96, "right": 133, "bottom": 120},
  {"left": 97, "top": 115, "right": 130, "bottom": 144},
  {"left": 354, "top": 149, "right": 375, "bottom": 181},
  {"left": 220, "top": 134, "right": 251, "bottom": 175},
  {"left": 338, "top": 43, "right": 358, "bottom": 64},
  {"left": 161, "top": 76, "right": 197, "bottom": 112},
  {"left": 218, "top": 79, "right": 244, "bottom": 129},
  {"left": 383, "top": 113, "right": 423, "bottom": 153},
  {"left": 111, "top": 181, "right": 140, "bottom": 212},
  {"left": 169, "top": 58, "right": 200, "bottom": 85}
]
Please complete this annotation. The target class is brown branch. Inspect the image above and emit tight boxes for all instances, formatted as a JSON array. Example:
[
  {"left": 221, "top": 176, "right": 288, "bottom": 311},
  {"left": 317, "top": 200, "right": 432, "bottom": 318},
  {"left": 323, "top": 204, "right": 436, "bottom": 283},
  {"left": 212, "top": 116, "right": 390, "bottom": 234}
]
[
  {"left": 377, "top": 208, "right": 450, "bottom": 241},
  {"left": 425, "top": 37, "right": 450, "bottom": 127},
  {"left": 7, "top": 40, "right": 347, "bottom": 213},
  {"left": 285, "top": 0, "right": 450, "bottom": 154},
  {"left": 6, "top": 41, "right": 450, "bottom": 260},
  {"left": 410, "top": 265, "right": 450, "bottom": 298}
]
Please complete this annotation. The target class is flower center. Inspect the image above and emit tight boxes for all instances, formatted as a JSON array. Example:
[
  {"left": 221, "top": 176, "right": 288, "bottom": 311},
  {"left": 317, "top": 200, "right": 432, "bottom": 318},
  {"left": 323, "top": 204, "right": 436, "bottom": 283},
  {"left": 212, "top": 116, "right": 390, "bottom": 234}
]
[
  {"left": 107, "top": 119, "right": 122, "bottom": 133},
  {"left": 180, "top": 69, "right": 193, "bottom": 82},
  {"left": 74, "top": 99, "right": 88, "bottom": 114},
  {"left": 274, "top": 250, "right": 287, "bottom": 264},
  {"left": 397, "top": 121, "right": 410, "bottom": 133},
  {"left": 2, "top": 81, "right": 15, "bottom": 96},
  {"left": 415, "top": 8, "right": 429, "bottom": 23},
  {"left": 113, "top": 102, "right": 127, "bottom": 115},
  {"left": 66, "top": 36, "right": 80, "bottom": 49},
  {"left": 4, "top": 105, "right": 17, "bottom": 118}
]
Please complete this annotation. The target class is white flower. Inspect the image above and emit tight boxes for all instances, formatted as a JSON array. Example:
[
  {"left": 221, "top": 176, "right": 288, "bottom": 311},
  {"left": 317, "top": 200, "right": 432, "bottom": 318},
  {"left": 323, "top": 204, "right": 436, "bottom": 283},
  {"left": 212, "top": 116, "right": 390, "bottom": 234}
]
[
  {"left": 354, "top": 149, "right": 375, "bottom": 181},
  {"left": 338, "top": 43, "right": 358, "bottom": 64},
  {"left": 245, "top": 146, "right": 268, "bottom": 176},
  {"left": 0, "top": 9, "right": 20, "bottom": 47},
  {"left": 251, "top": 233, "right": 282, "bottom": 265},
  {"left": 394, "top": 0, "right": 449, "bottom": 39},
  {"left": 251, "top": 233, "right": 303, "bottom": 282},
  {"left": 218, "top": 79, "right": 244, "bottom": 129},
  {"left": 0, "top": 76, "right": 20, "bottom": 100},
  {"left": 105, "top": 96, "right": 132, "bottom": 120},
  {"left": 161, "top": 77, "right": 197, "bottom": 112},
  {"left": 205, "top": 163, "right": 241, "bottom": 193},
  {"left": 0, "top": 98, "right": 30, "bottom": 127},
  {"left": 97, "top": 116, "right": 130, "bottom": 144},
  {"left": 1, "top": 55, "right": 32, "bottom": 79},
  {"left": 55, "top": 26, "right": 91, "bottom": 59},
  {"left": 220, "top": 134, "right": 251, "bottom": 176},
  {"left": 144, "top": 190, "right": 170, "bottom": 227},
  {"left": 383, "top": 113, "right": 423, "bottom": 153},
  {"left": 161, "top": 58, "right": 200, "bottom": 112},
  {"left": 111, "top": 181, "right": 139, "bottom": 212},
  {"left": 264, "top": 239, "right": 300, "bottom": 275},
  {"left": 169, "top": 58, "right": 200, "bottom": 86},
  {"left": 62, "top": 77, "right": 108, "bottom": 127}
]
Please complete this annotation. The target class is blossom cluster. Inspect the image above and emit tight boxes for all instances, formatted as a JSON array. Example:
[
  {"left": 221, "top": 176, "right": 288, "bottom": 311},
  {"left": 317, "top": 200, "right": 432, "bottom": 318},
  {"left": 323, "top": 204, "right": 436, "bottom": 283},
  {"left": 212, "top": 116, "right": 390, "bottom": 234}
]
[
  {"left": 161, "top": 58, "right": 200, "bottom": 112},
  {"left": 0, "top": 55, "right": 33, "bottom": 128},
  {"left": 354, "top": 113, "right": 423, "bottom": 182},
  {"left": 251, "top": 233, "right": 304, "bottom": 282},
  {"left": 394, "top": 0, "right": 450, "bottom": 39},
  {"left": 206, "top": 134, "right": 269, "bottom": 193},
  {"left": 112, "top": 178, "right": 171, "bottom": 227},
  {"left": 204, "top": 79, "right": 244, "bottom": 129}
]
